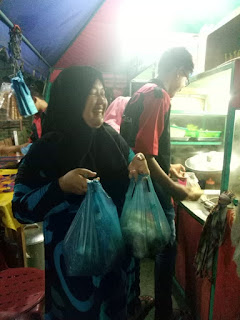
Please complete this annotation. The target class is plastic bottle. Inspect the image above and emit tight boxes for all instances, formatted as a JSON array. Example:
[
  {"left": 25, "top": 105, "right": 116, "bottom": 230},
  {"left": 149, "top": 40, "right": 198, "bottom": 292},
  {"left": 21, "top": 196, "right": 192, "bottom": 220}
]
[{"left": 205, "top": 178, "right": 215, "bottom": 189}]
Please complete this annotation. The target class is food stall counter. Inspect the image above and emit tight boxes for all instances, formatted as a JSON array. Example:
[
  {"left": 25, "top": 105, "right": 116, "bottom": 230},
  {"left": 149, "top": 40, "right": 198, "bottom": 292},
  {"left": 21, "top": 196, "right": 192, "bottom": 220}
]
[
  {"left": 179, "top": 189, "right": 220, "bottom": 224},
  {"left": 0, "top": 169, "right": 26, "bottom": 267},
  {"left": 174, "top": 192, "right": 240, "bottom": 320}
]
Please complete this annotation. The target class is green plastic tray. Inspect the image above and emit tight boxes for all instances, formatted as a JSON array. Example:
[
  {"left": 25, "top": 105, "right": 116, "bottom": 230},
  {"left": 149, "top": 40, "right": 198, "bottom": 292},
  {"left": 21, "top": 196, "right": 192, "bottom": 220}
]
[
  {"left": 198, "top": 130, "right": 222, "bottom": 138},
  {"left": 185, "top": 129, "right": 199, "bottom": 138}
]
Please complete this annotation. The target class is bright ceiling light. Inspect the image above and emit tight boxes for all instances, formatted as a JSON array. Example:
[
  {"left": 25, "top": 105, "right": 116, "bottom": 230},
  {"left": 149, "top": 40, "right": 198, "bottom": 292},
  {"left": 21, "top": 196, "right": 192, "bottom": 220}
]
[
  {"left": 116, "top": 0, "right": 199, "bottom": 65},
  {"left": 117, "top": 0, "right": 173, "bottom": 61}
]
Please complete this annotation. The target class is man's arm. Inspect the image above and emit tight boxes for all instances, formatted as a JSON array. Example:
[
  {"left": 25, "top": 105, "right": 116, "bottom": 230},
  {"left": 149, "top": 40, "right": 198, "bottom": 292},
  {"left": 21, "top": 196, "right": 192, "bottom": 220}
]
[
  {"left": 0, "top": 143, "right": 29, "bottom": 156},
  {"left": 145, "top": 155, "right": 202, "bottom": 201}
]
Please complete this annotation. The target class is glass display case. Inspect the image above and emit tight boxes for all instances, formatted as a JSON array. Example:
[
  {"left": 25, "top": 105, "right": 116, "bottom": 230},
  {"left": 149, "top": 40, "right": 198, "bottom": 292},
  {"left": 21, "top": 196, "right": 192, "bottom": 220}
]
[
  {"left": 170, "top": 59, "right": 240, "bottom": 194},
  {"left": 173, "top": 61, "right": 240, "bottom": 320},
  {"left": 130, "top": 59, "right": 240, "bottom": 195},
  {"left": 222, "top": 107, "right": 240, "bottom": 198}
]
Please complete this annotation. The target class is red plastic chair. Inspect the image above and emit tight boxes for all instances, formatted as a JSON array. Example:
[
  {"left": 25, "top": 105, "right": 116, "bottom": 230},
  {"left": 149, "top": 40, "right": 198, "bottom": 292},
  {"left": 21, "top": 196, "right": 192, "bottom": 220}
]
[{"left": 0, "top": 249, "right": 45, "bottom": 320}]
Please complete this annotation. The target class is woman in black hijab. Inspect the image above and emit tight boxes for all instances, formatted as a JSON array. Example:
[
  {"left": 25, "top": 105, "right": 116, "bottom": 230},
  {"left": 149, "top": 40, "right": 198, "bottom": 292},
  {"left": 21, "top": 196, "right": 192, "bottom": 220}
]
[{"left": 13, "top": 66, "right": 149, "bottom": 320}]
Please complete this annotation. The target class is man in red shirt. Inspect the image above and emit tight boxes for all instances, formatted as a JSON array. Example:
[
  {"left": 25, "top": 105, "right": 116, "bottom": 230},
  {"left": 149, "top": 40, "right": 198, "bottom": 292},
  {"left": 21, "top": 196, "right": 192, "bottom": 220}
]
[{"left": 121, "top": 47, "right": 201, "bottom": 320}]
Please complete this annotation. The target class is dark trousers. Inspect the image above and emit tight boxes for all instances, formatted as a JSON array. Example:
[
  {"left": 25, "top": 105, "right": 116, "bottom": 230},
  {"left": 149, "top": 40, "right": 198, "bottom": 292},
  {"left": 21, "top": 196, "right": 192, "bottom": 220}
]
[
  {"left": 154, "top": 206, "right": 177, "bottom": 319},
  {"left": 131, "top": 207, "right": 177, "bottom": 319},
  {"left": 155, "top": 243, "right": 177, "bottom": 319}
]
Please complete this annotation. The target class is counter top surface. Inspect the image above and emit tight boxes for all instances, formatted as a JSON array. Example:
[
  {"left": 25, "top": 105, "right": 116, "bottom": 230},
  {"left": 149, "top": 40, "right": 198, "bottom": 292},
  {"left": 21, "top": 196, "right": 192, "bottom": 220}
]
[
  {"left": 179, "top": 190, "right": 220, "bottom": 223},
  {"left": 180, "top": 199, "right": 210, "bottom": 223}
]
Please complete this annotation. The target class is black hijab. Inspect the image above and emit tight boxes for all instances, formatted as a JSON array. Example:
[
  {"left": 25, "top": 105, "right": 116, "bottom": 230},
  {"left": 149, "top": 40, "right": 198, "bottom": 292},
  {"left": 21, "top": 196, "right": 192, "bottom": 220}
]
[
  {"left": 43, "top": 66, "right": 103, "bottom": 159},
  {"left": 42, "top": 66, "right": 129, "bottom": 206}
]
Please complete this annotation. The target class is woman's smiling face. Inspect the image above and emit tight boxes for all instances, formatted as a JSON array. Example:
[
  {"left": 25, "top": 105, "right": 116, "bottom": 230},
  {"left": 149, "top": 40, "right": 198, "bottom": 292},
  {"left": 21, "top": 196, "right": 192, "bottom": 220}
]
[{"left": 82, "top": 79, "right": 108, "bottom": 128}]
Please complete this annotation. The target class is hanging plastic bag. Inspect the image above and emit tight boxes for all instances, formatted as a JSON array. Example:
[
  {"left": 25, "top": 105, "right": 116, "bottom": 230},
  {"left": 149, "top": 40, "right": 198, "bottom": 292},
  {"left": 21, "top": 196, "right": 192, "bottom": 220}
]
[
  {"left": 11, "top": 71, "right": 38, "bottom": 117},
  {"left": 0, "top": 83, "right": 12, "bottom": 110},
  {"left": 120, "top": 175, "right": 171, "bottom": 259},
  {"left": 63, "top": 180, "right": 124, "bottom": 276}
]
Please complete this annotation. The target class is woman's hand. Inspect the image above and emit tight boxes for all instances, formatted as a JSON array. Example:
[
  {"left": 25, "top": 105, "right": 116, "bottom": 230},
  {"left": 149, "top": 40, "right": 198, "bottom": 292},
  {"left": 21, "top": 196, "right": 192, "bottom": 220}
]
[
  {"left": 128, "top": 153, "right": 150, "bottom": 180},
  {"left": 169, "top": 163, "right": 186, "bottom": 180},
  {"left": 58, "top": 168, "right": 97, "bottom": 195}
]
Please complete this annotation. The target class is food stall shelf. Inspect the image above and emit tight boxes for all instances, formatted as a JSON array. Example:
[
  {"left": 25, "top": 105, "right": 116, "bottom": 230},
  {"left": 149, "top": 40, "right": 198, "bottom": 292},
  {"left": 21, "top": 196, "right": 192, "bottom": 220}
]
[{"left": 171, "top": 141, "right": 222, "bottom": 146}]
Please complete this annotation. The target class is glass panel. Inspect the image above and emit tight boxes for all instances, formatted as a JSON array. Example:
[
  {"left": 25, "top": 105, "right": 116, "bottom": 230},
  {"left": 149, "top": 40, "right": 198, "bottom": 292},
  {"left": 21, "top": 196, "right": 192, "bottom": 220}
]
[
  {"left": 171, "top": 68, "right": 232, "bottom": 114},
  {"left": 228, "top": 109, "right": 240, "bottom": 199}
]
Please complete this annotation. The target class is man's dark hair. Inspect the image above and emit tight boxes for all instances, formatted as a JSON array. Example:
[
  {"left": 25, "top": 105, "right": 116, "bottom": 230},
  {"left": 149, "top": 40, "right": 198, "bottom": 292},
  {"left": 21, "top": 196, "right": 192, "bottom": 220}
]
[
  {"left": 158, "top": 47, "right": 194, "bottom": 75},
  {"left": 24, "top": 74, "right": 44, "bottom": 99},
  {"left": 29, "top": 85, "right": 43, "bottom": 99},
  {"left": 29, "top": 81, "right": 44, "bottom": 99}
]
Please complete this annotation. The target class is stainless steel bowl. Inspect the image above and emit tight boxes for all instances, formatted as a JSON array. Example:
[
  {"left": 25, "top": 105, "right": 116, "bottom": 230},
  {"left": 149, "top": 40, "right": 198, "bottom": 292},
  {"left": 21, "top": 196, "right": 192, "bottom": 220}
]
[{"left": 185, "top": 151, "right": 223, "bottom": 173}]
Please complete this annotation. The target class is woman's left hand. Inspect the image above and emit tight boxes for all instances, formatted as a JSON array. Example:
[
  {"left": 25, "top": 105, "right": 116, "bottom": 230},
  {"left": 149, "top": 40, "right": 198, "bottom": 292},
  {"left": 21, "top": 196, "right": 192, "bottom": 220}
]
[{"left": 128, "top": 153, "right": 150, "bottom": 180}]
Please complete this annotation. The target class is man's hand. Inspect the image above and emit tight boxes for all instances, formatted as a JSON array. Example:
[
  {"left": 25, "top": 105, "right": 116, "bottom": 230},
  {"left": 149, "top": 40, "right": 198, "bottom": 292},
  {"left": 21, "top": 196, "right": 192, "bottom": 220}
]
[
  {"left": 170, "top": 183, "right": 203, "bottom": 201},
  {"left": 128, "top": 153, "right": 150, "bottom": 180},
  {"left": 144, "top": 155, "right": 203, "bottom": 201},
  {"left": 169, "top": 163, "right": 186, "bottom": 180},
  {"left": 186, "top": 186, "right": 203, "bottom": 201},
  {"left": 58, "top": 168, "right": 97, "bottom": 195},
  {"left": 0, "top": 143, "right": 29, "bottom": 156}
]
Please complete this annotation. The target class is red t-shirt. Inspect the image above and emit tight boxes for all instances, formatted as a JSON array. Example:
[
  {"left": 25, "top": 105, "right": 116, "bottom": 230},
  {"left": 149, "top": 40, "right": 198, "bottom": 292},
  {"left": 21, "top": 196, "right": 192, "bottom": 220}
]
[
  {"left": 133, "top": 83, "right": 170, "bottom": 157},
  {"left": 120, "top": 81, "right": 172, "bottom": 209},
  {"left": 121, "top": 81, "right": 171, "bottom": 174},
  {"left": 29, "top": 110, "right": 46, "bottom": 143}
]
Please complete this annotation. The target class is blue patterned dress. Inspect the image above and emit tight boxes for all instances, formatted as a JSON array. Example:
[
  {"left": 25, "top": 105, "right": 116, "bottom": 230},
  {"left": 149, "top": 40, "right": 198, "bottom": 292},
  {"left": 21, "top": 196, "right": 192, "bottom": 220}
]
[{"left": 12, "top": 128, "right": 137, "bottom": 320}]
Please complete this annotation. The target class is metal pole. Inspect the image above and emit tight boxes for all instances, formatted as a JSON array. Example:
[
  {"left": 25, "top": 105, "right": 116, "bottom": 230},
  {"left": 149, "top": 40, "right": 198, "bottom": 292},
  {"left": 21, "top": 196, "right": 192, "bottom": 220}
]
[{"left": 0, "top": 10, "right": 51, "bottom": 67}]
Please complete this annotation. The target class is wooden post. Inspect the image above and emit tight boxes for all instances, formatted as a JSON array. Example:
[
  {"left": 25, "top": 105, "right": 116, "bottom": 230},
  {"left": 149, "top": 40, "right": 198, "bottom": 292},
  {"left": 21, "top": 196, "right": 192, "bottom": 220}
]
[{"left": 18, "top": 226, "right": 27, "bottom": 267}]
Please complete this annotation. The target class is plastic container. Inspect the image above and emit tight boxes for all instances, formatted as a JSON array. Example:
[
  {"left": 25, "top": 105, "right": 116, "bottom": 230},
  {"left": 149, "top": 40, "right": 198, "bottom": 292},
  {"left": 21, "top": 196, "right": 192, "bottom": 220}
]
[
  {"left": 185, "top": 129, "right": 222, "bottom": 139},
  {"left": 185, "top": 172, "right": 200, "bottom": 188},
  {"left": 185, "top": 129, "right": 199, "bottom": 138},
  {"left": 24, "top": 223, "right": 45, "bottom": 270},
  {"left": 178, "top": 172, "right": 200, "bottom": 188},
  {"left": 198, "top": 130, "right": 222, "bottom": 138},
  {"left": 178, "top": 178, "right": 187, "bottom": 186},
  {"left": 170, "top": 125, "right": 186, "bottom": 138},
  {"left": 205, "top": 178, "right": 216, "bottom": 189}
]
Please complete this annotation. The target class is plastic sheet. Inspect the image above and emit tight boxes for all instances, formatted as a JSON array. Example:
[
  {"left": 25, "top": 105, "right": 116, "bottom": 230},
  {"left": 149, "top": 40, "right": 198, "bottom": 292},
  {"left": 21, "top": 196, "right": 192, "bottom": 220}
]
[{"left": 11, "top": 71, "right": 38, "bottom": 117}]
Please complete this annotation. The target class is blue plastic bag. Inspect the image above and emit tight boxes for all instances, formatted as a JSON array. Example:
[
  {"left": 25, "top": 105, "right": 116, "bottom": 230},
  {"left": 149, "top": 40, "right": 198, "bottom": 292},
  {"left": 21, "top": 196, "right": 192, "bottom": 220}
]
[
  {"left": 120, "top": 175, "right": 171, "bottom": 258},
  {"left": 11, "top": 71, "right": 38, "bottom": 117},
  {"left": 63, "top": 180, "right": 124, "bottom": 276}
]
